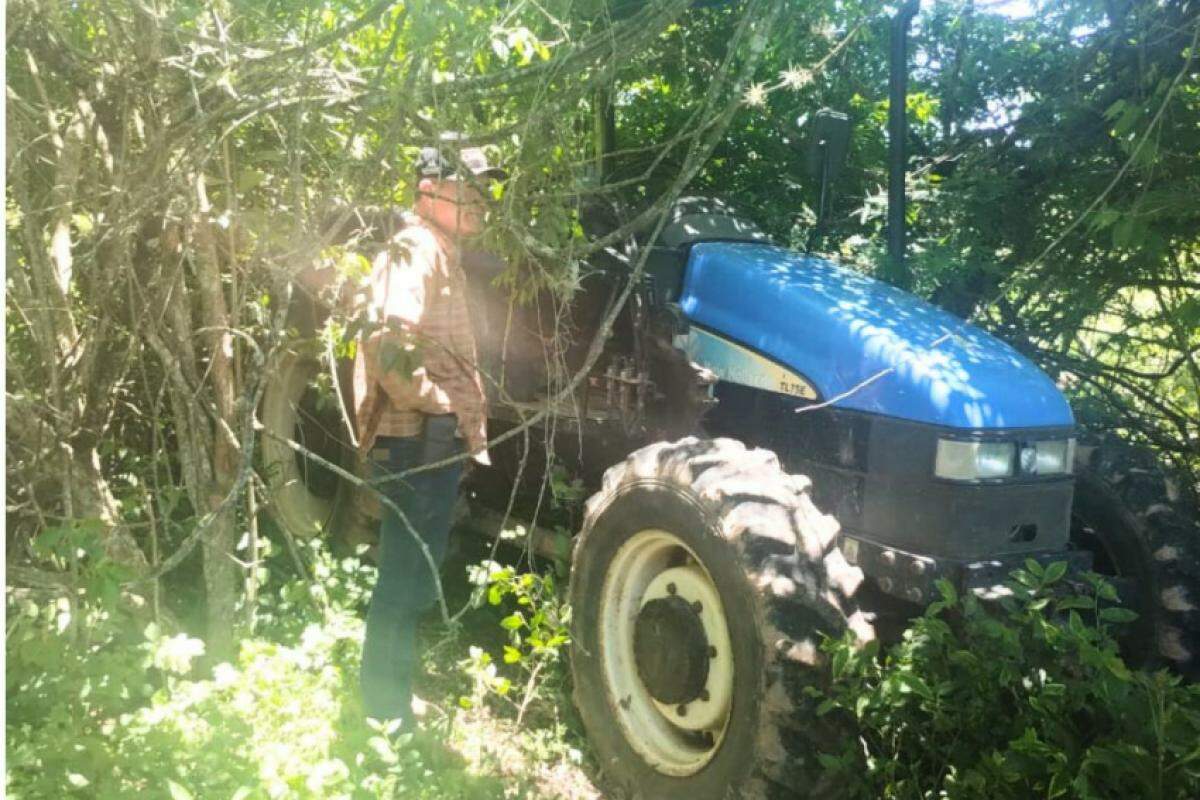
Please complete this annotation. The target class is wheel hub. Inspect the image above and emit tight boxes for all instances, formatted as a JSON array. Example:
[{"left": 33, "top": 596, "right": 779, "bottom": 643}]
[
  {"left": 598, "top": 532, "right": 736, "bottom": 775},
  {"left": 633, "top": 595, "right": 711, "bottom": 705}
]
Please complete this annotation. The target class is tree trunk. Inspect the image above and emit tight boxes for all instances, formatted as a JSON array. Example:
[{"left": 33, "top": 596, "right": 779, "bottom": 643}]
[
  {"left": 6, "top": 101, "right": 147, "bottom": 576},
  {"left": 193, "top": 175, "right": 242, "bottom": 662}
]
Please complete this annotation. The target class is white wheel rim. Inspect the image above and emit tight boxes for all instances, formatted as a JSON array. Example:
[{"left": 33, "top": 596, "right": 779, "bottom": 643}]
[
  {"left": 598, "top": 528, "right": 735, "bottom": 776},
  {"left": 260, "top": 351, "right": 333, "bottom": 537}
]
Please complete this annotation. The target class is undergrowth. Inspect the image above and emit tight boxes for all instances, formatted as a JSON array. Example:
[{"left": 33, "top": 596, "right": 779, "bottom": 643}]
[
  {"left": 5, "top": 535, "right": 594, "bottom": 800},
  {"left": 8, "top": 526, "right": 1200, "bottom": 800},
  {"left": 816, "top": 562, "right": 1200, "bottom": 800}
]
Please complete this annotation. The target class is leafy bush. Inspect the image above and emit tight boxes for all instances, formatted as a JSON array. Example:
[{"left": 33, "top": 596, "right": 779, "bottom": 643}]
[
  {"left": 6, "top": 537, "right": 597, "bottom": 799},
  {"left": 7, "top": 544, "right": 495, "bottom": 799},
  {"left": 817, "top": 562, "right": 1200, "bottom": 800},
  {"left": 459, "top": 560, "right": 572, "bottom": 726},
  {"left": 249, "top": 537, "right": 378, "bottom": 641}
]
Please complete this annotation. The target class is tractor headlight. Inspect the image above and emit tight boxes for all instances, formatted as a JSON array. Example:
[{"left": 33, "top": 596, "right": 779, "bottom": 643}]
[
  {"left": 935, "top": 439, "right": 1015, "bottom": 480},
  {"left": 1025, "top": 438, "right": 1075, "bottom": 476},
  {"left": 935, "top": 437, "right": 1075, "bottom": 480}
]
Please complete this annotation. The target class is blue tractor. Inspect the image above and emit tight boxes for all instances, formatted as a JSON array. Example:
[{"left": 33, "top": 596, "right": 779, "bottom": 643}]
[
  {"left": 458, "top": 11, "right": 1200, "bottom": 797},
  {"left": 451, "top": 186, "right": 1197, "bottom": 798},
  {"left": 257, "top": 9, "right": 1198, "bottom": 798}
]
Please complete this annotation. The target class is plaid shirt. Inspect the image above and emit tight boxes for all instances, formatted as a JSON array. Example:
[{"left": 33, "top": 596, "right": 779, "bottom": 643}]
[{"left": 353, "top": 216, "right": 489, "bottom": 464}]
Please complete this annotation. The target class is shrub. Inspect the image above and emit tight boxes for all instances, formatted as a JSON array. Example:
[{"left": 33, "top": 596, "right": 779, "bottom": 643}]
[
  {"left": 817, "top": 562, "right": 1200, "bottom": 800},
  {"left": 5, "top": 544, "right": 494, "bottom": 799},
  {"left": 459, "top": 560, "right": 572, "bottom": 727}
]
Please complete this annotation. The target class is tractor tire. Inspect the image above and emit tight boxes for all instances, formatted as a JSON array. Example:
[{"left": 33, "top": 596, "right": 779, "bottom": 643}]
[
  {"left": 569, "top": 437, "right": 875, "bottom": 800},
  {"left": 1072, "top": 440, "right": 1200, "bottom": 679},
  {"left": 259, "top": 347, "right": 375, "bottom": 548}
]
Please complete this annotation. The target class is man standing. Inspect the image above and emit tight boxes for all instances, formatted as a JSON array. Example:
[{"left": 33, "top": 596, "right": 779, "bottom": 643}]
[{"left": 353, "top": 140, "right": 500, "bottom": 726}]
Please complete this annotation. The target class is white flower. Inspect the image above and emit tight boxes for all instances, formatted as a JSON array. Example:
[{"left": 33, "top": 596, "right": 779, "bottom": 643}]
[
  {"left": 780, "top": 65, "right": 813, "bottom": 91},
  {"left": 743, "top": 82, "right": 769, "bottom": 108}
]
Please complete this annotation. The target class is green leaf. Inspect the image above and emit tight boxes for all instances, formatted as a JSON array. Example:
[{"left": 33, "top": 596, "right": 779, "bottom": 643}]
[
  {"left": 1043, "top": 561, "right": 1068, "bottom": 584},
  {"left": 895, "top": 672, "right": 935, "bottom": 701},
  {"left": 166, "top": 780, "right": 193, "bottom": 800},
  {"left": 831, "top": 645, "right": 849, "bottom": 680},
  {"left": 1112, "top": 103, "right": 1143, "bottom": 137},
  {"left": 948, "top": 649, "right": 979, "bottom": 668},
  {"left": 1105, "top": 654, "right": 1132, "bottom": 681},
  {"left": 500, "top": 613, "right": 524, "bottom": 631},
  {"left": 1099, "top": 607, "right": 1138, "bottom": 624},
  {"left": 502, "top": 645, "right": 522, "bottom": 664},
  {"left": 1103, "top": 98, "right": 1127, "bottom": 120},
  {"left": 1112, "top": 215, "right": 1138, "bottom": 249},
  {"left": 935, "top": 578, "right": 958, "bottom": 605},
  {"left": 367, "top": 736, "right": 398, "bottom": 764}
]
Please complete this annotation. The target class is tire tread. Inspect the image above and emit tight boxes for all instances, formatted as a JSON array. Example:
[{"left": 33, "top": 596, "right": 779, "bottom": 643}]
[
  {"left": 572, "top": 437, "right": 874, "bottom": 799},
  {"left": 1077, "top": 439, "right": 1200, "bottom": 679}
]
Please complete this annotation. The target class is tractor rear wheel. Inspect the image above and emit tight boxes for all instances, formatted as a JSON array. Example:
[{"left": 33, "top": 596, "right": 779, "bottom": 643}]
[
  {"left": 569, "top": 437, "right": 875, "bottom": 799},
  {"left": 1071, "top": 440, "right": 1200, "bottom": 679},
  {"left": 259, "top": 347, "right": 375, "bottom": 548}
]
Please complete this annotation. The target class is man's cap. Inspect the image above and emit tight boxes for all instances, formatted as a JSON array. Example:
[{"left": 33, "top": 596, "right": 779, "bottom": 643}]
[{"left": 416, "top": 133, "right": 505, "bottom": 182}]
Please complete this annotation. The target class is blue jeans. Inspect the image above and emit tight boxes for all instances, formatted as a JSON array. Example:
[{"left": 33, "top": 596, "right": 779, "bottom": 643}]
[{"left": 360, "top": 414, "right": 465, "bottom": 723}]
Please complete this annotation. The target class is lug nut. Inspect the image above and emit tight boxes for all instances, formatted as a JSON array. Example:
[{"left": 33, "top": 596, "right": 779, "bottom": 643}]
[
  {"left": 708, "top": 646, "right": 717, "bottom": 658},
  {"left": 667, "top": 582, "right": 677, "bottom": 595},
  {"left": 676, "top": 704, "right": 688, "bottom": 717},
  {"left": 692, "top": 601, "right": 703, "bottom": 613},
  {"left": 699, "top": 690, "right": 710, "bottom": 702}
]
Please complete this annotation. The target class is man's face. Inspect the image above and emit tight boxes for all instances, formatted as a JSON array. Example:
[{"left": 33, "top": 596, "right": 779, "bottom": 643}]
[{"left": 417, "top": 177, "right": 486, "bottom": 238}]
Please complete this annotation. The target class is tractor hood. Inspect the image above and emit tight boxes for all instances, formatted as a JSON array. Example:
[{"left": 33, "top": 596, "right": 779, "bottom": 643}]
[{"left": 679, "top": 242, "right": 1073, "bottom": 430}]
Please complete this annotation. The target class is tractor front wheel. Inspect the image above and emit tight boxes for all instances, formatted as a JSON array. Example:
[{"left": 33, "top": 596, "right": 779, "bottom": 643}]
[
  {"left": 1071, "top": 440, "right": 1200, "bottom": 679},
  {"left": 569, "top": 437, "right": 875, "bottom": 799}
]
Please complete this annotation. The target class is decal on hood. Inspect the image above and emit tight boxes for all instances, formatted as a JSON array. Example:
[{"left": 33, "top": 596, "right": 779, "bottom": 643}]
[{"left": 677, "top": 327, "right": 819, "bottom": 401}]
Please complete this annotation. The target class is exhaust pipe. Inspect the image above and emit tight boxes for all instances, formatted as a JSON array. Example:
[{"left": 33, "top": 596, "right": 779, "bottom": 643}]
[{"left": 886, "top": 0, "right": 920, "bottom": 288}]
